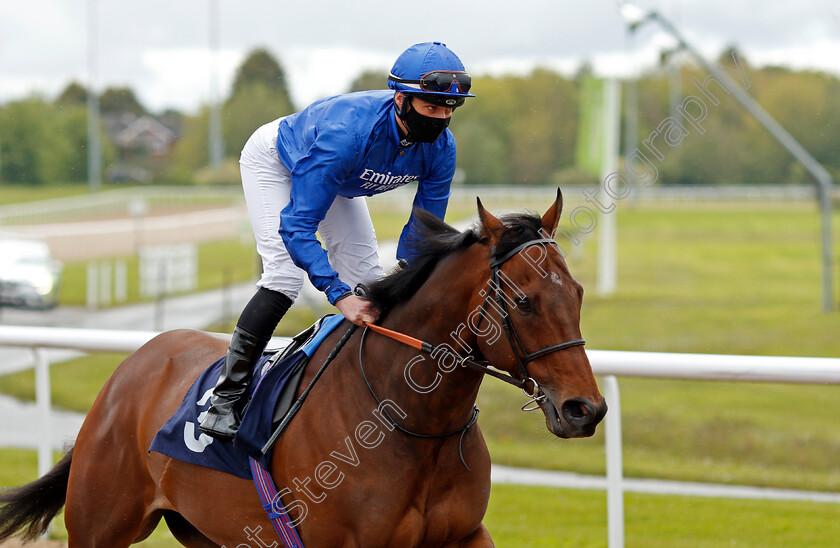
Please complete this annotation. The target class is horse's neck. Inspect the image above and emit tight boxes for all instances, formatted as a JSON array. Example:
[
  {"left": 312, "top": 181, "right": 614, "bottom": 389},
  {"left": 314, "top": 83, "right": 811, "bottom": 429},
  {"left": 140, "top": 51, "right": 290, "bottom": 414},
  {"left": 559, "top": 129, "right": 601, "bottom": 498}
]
[{"left": 366, "top": 249, "right": 487, "bottom": 432}]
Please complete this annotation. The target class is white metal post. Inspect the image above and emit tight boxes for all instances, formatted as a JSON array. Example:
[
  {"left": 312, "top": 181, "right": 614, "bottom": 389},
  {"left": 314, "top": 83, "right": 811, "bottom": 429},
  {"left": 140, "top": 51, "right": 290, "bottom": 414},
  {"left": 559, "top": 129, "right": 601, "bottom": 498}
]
[
  {"left": 114, "top": 259, "right": 127, "bottom": 303},
  {"left": 33, "top": 348, "right": 52, "bottom": 479},
  {"left": 602, "top": 375, "right": 625, "bottom": 548},
  {"left": 86, "top": 262, "right": 98, "bottom": 310},
  {"left": 99, "top": 261, "right": 112, "bottom": 307},
  {"left": 597, "top": 79, "right": 622, "bottom": 296}
]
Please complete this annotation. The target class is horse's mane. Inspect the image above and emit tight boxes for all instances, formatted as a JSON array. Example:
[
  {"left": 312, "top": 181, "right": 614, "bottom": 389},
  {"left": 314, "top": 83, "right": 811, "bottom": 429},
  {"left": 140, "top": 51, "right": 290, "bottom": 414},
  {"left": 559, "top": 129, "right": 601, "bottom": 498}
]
[{"left": 367, "top": 207, "right": 544, "bottom": 313}]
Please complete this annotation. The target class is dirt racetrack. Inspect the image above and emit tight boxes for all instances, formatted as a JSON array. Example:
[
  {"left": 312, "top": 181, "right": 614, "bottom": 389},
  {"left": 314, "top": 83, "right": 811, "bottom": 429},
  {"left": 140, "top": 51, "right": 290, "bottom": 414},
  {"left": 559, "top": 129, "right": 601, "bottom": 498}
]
[{"left": 5, "top": 206, "right": 250, "bottom": 262}]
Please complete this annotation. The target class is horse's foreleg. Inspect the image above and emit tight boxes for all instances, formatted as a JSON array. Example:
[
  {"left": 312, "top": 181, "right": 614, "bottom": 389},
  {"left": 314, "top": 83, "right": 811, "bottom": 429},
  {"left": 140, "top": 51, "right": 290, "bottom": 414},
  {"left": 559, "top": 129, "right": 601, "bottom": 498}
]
[{"left": 455, "top": 523, "right": 495, "bottom": 548}]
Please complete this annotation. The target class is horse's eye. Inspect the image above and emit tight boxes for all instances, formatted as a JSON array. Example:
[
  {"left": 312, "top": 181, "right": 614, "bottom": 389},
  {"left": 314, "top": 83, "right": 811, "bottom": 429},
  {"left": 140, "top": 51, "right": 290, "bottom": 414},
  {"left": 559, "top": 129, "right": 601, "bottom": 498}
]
[{"left": 515, "top": 296, "right": 532, "bottom": 313}]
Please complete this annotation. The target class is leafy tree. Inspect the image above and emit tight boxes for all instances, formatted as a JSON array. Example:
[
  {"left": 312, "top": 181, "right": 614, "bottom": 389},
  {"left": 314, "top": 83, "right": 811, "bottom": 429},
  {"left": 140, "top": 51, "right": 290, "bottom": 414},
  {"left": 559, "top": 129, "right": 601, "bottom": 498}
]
[
  {"left": 168, "top": 78, "right": 295, "bottom": 181},
  {"left": 223, "top": 83, "right": 295, "bottom": 156},
  {"left": 165, "top": 107, "right": 211, "bottom": 183},
  {"left": 509, "top": 69, "right": 578, "bottom": 185},
  {"left": 0, "top": 98, "right": 74, "bottom": 184},
  {"left": 450, "top": 118, "right": 509, "bottom": 185},
  {"left": 231, "top": 48, "right": 293, "bottom": 108},
  {"left": 347, "top": 70, "right": 388, "bottom": 93},
  {"left": 752, "top": 68, "right": 840, "bottom": 176},
  {"left": 450, "top": 75, "right": 517, "bottom": 184},
  {"left": 55, "top": 82, "right": 89, "bottom": 106},
  {"left": 99, "top": 86, "right": 146, "bottom": 116},
  {"left": 453, "top": 69, "right": 578, "bottom": 185},
  {"left": 55, "top": 104, "right": 93, "bottom": 182}
]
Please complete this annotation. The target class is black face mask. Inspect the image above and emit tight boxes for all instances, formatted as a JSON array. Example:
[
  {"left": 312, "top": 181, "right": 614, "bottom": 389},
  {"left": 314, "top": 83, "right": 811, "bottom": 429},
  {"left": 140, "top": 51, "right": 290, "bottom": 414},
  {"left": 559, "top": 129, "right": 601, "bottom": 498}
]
[{"left": 401, "top": 101, "right": 451, "bottom": 143}]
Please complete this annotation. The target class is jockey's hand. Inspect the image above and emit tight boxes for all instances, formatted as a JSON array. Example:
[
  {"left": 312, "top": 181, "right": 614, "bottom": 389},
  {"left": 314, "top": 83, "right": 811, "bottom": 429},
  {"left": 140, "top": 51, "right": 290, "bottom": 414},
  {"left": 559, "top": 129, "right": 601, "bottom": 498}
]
[{"left": 336, "top": 295, "right": 380, "bottom": 327}]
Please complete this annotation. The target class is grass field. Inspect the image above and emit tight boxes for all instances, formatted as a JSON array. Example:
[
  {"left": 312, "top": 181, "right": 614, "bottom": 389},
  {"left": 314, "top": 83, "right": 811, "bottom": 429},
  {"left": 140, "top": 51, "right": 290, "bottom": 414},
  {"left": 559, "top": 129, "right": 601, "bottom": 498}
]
[
  {"left": 0, "top": 182, "right": 91, "bottom": 206},
  {"left": 1, "top": 448, "right": 838, "bottom": 547},
  {"left": 2, "top": 193, "right": 840, "bottom": 545}
]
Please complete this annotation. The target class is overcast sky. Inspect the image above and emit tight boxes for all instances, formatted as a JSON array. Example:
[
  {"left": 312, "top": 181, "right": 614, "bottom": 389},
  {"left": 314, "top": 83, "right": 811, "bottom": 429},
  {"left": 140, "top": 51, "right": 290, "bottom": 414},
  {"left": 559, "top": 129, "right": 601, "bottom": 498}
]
[{"left": 2, "top": 0, "right": 839, "bottom": 114}]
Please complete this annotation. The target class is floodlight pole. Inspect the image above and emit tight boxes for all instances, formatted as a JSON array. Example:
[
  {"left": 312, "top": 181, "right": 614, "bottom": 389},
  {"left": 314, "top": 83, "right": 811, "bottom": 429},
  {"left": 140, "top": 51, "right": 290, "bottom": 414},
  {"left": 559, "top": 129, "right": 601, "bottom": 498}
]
[
  {"left": 208, "top": 0, "right": 224, "bottom": 168},
  {"left": 624, "top": 6, "right": 836, "bottom": 312},
  {"left": 86, "top": 0, "right": 102, "bottom": 192}
]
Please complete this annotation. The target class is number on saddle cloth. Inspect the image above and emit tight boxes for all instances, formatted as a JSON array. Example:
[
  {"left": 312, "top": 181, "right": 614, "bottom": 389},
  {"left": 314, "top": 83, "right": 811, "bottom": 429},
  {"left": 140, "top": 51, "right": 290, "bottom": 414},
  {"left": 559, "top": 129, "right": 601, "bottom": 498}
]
[{"left": 149, "top": 314, "right": 347, "bottom": 478}]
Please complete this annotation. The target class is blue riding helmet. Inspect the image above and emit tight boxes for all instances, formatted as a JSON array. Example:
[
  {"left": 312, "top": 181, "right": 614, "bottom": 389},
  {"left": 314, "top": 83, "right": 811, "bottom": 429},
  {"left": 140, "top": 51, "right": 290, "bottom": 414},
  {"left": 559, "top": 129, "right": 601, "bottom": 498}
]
[{"left": 388, "top": 42, "right": 475, "bottom": 108}]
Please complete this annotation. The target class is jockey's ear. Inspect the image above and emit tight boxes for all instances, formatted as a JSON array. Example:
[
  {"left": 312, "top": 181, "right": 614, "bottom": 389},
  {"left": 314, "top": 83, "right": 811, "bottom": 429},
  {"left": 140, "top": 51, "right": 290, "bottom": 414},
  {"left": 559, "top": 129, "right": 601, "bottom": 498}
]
[
  {"left": 541, "top": 188, "right": 563, "bottom": 236},
  {"left": 477, "top": 197, "right": 505, "bottom": 243}
]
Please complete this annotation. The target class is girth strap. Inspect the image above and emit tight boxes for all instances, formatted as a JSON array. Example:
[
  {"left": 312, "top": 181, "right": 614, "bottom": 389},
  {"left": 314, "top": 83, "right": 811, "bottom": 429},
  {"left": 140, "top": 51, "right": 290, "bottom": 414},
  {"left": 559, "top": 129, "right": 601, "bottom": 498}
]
[{"left": 250, "top": 457, "right": 305, "bottom": 547}]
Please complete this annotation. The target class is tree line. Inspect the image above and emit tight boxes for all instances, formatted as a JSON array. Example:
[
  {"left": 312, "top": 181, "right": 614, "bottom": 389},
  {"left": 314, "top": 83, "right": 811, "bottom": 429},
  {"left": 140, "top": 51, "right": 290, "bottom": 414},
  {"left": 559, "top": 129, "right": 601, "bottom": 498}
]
[{"left": 1, "top": 47, "right": 838, "bottom": 187}]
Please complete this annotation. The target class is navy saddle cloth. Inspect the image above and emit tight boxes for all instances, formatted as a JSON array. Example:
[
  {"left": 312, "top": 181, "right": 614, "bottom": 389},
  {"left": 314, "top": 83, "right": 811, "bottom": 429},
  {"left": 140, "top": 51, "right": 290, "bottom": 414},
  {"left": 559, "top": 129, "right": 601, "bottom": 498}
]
[{"left": 149, "top": 314, "right": 346, "bottom": 479}]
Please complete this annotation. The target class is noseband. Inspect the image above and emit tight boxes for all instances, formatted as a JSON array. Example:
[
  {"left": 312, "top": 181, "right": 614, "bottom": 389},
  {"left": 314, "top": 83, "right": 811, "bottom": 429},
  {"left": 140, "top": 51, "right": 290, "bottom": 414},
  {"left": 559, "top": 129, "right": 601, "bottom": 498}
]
[{"left": 472, "top": 237, "right": 585, "bottom": 409}]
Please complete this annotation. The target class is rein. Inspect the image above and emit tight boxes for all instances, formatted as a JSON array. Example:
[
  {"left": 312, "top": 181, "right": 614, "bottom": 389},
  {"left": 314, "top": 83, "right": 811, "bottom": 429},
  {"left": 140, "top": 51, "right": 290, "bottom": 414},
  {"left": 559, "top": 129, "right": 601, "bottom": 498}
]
[
  {"left": 364, "top": 322, "right": 531, "bottom": 391},
  {"left": 358, "top": 326, "right": 479, "bottom": 471}
]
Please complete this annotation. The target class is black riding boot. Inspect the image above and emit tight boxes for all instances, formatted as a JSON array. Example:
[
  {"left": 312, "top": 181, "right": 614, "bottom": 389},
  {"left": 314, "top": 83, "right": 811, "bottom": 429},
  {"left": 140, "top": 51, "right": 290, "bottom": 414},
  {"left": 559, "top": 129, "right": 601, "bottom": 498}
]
[
  {"left": 198, "top": 327, "right": 270, "bottom": 440},
  {"left": 198, "top": 287, "right": 293, "bottom": 440}
]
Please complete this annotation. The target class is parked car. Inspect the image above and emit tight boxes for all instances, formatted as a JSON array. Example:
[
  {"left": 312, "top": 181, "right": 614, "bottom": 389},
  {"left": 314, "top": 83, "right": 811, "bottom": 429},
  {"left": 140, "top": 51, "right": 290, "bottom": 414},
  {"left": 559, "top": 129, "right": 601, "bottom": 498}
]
[{"left": 0, "top": 238, "right": 62, "bottom": 309}]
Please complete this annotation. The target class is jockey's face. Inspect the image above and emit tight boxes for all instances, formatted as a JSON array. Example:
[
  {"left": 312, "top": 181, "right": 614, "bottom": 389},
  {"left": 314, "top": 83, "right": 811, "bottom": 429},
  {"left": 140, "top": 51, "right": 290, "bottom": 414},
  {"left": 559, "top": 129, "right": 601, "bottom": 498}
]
[
  {"left": 407, "top": 96, "right": 454, "bottom": 119},
  {"left": 394, "top": 93, "right": 454, "bottom": 120}
]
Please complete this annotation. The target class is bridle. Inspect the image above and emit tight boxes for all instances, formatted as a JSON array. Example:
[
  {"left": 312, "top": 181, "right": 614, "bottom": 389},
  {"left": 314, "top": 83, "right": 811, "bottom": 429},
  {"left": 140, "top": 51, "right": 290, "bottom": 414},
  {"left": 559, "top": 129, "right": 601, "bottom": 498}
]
[
  {"left": 473, "top": 237, "right": 586, "bottom": 409},
  {"left": 358, "top": 236, "right": 586, "bottom": 471},
  {"left": 365, "top": 236, "right": 585, "bottom": 412}
]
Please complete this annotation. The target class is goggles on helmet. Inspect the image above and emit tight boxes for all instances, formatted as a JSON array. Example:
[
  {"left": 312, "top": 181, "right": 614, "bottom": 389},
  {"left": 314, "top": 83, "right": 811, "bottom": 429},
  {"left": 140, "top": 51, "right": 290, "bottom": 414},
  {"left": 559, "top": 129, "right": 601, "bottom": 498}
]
[{"left": 388, "top": 71, "right": 472, "bottom": 95}]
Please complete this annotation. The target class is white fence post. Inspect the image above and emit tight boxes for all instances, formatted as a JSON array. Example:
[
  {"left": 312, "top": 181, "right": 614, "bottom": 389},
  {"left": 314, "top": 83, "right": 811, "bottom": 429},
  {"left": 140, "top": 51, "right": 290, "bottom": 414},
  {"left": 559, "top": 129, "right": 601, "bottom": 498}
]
[
  {"left": 86, "top": 263, "right": 98, "bottom": 310},
  {"left": 99, "top": 261, "right": 112, "bottom": 307},
  {"left": 603, "top": 375, "right": 624, "bottom": 548},
  {"left": 114, "top": 260, "right": 127, "bottom": 303},
  {"left": 33, "top": 348, "right": 52, "bottom": 478}
]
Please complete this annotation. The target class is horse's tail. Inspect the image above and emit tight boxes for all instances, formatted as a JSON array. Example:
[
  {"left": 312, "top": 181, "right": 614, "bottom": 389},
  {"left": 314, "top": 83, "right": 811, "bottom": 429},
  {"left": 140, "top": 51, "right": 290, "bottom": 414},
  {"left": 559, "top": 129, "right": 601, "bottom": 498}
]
[{"left": 0, "top": 447, "right": 72, "bottom": 542}]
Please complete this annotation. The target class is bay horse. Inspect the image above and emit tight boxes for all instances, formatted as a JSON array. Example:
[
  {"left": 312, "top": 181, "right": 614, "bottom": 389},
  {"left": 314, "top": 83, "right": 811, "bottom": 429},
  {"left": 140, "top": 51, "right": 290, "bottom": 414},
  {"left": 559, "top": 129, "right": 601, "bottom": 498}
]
[{"left": 0, "top": 191, "right": 606, "bottom": 547}]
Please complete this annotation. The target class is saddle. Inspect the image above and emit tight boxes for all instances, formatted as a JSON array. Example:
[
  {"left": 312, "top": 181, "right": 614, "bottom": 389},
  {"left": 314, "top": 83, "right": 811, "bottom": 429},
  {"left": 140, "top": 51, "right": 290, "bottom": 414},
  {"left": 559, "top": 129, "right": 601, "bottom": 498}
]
[
  {"left": 149, "top": 314, "right": 347, "bottom": 479},
  {"left": 260, "top": 314, "right": 338, "bottom": 425}
]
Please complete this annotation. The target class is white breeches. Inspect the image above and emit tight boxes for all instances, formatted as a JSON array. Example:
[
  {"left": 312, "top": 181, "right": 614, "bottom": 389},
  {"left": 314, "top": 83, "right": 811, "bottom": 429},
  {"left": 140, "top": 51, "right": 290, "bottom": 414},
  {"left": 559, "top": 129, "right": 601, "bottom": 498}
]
[{"left": 239, "top": 119, "right": 385, "bottom": 301}]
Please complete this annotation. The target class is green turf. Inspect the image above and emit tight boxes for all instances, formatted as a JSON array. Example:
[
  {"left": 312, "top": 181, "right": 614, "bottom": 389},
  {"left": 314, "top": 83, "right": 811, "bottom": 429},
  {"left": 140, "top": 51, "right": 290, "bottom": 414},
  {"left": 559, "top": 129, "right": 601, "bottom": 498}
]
[
  {"left": 477, "top": 377, "right": 840, "bottom": 492},
  {"left": 2, "top": 449, "right": 838, "bottom": 547},
  {"left": 0, "top": 353, "right": 128, "bottom": 412},
  {"left": 0, "top": 183, "right": 90, "bottom": 206},
  {"left": 484, "top": 484, "right": 840, "bottom": 548}
]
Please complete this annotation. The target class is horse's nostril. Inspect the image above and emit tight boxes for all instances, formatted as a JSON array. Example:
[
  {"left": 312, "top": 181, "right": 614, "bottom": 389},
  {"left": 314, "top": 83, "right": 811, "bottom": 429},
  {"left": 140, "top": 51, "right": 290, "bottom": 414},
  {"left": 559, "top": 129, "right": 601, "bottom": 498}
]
[
  {"left": 561, "top": 399, "right": 589, "bottom": 421},
  {"left": 561, "top": 398, "right": 607, "bottom": 428}
]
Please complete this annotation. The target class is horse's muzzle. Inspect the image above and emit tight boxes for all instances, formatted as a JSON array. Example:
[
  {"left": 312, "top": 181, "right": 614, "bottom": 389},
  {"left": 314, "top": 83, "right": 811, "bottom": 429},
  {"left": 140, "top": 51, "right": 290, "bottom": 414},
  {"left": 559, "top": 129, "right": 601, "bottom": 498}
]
[{"left": 541, "top": 396, "right": 607, "bottom": 438}]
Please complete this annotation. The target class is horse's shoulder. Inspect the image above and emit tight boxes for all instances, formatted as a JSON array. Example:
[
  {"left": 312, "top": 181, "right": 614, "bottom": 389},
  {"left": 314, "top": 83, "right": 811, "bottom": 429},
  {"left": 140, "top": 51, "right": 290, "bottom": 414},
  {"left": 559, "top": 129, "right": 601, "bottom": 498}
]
[
  {"left": 133, "top": 329, "right": 228, "bottom": 370},
  {"left": 155, "top": 328, "right": 226, "bottom": 342},
  {"left": 145, "top": 329, "right": 228, "bottom": 350}
]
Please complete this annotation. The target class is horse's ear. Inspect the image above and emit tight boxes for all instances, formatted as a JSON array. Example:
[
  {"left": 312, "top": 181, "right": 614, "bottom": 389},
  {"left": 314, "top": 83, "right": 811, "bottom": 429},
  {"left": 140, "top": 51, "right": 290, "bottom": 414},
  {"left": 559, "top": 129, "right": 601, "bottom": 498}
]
[
  {"left": 541, "top": 188, "right": 564, "bottom": 235},
  {"left": 477, "top": 197, "right": 505, "bottom": 242}
]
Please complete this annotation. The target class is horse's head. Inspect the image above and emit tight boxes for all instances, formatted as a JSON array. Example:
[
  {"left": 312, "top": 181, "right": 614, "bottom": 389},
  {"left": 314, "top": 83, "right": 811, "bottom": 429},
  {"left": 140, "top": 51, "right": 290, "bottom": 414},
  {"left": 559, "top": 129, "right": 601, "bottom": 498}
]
[{"left": 471, "top": 190, "right": 606, "bottom": 438}]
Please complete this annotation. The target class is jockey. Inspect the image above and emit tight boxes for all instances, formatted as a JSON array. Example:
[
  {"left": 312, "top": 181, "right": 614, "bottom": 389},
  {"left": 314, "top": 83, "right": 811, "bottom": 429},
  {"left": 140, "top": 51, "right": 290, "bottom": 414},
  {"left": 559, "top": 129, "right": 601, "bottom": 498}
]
[{"left": 199, "top": 42, "right": 475, "bottom": 440}]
